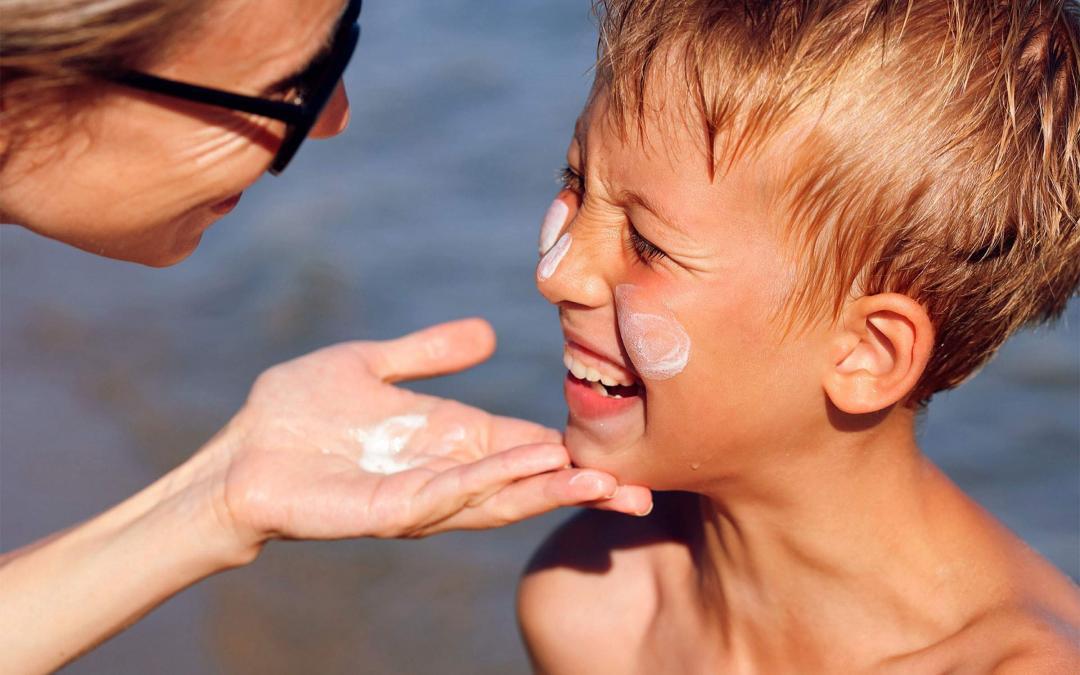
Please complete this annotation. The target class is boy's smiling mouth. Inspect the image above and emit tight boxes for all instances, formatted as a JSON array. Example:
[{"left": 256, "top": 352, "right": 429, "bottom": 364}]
[
  {"left": 561, "top": 338, "right": 645, "bottom": 428},
  {"left": 564, "top": 342, "right": 639, "bottom": 392}
]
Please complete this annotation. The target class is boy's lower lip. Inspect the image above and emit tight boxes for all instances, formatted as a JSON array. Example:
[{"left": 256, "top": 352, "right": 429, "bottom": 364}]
[{"left": 563, "top": 372, "right": 644, "bottom": 420}]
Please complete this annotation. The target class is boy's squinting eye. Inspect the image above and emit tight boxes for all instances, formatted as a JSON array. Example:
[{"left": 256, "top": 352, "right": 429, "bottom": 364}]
[
  {"left": 628, "top": 227, "right": 667, "bottom": 263},
  {"left": 559, "top": 164, "right": 667, "bottom": 263}
]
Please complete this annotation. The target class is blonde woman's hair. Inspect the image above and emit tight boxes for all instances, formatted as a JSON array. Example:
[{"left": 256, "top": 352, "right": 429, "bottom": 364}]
[
  {"left": 0, "top": 0, "right": 206, "bottom": 158},
  {"left": 594, "top": 0, "right": 1079, "bottom": 403}
]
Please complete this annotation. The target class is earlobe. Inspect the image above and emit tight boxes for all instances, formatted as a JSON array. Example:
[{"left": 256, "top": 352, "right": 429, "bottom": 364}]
[{"left": 823, "top": 293, "right": 933, "bottom": 414}]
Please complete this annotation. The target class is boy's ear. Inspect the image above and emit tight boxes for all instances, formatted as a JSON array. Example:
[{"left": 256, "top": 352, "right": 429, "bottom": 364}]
[{"left": 822, "top": 293, "right": 934, "bottom": 414}]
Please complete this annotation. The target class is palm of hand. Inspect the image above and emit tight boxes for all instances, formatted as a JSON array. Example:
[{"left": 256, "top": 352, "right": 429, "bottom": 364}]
[{"left": 215, "top": 321, "right": 594, "bottom": 544}]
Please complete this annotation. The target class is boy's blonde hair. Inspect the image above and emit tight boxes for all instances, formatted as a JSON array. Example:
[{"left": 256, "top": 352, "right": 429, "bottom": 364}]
[{"left": 594, "top": 0, "right": 1079, "bottom": 403}]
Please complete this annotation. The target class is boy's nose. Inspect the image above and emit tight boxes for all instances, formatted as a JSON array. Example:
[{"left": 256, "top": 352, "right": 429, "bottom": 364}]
[
  {"left": 536, "top": 224, "right": 613, "bottom": 309},
  {"left": 310, "top": 82, "right": 351, "bottom": 139}
]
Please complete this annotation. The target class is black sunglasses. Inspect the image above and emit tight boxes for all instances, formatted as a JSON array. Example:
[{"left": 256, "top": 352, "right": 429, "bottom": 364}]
[{"left": 108, "top": 0, "right": 362, "bottom": 175}]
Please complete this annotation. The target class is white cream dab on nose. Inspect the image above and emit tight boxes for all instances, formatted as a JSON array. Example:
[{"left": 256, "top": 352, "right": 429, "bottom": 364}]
[
  {"left": 615, "top": 284, "right": 691, "bottom": 380},
  {"left": 539, "top": 198, "right": 570, "bottom": 254},
  {"left": 537, "top": 232, "right": 572, "bottom": 282},
  {"left": 350, "top": 414, "right": 428, "bottom": 474}
]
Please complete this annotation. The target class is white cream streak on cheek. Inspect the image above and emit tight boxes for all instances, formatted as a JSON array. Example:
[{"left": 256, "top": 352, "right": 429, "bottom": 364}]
[
  {"left": 537, "top": 232, "right": 571, "bottom": 281},
  {"left": 539, "top": 198, "right": 569, "bottom": 254},
  {"left": 349, "top": 414, "right": 428, "bottom": 474},
  {"left": 615, "top": 284, "right": 691, "bottom": 380}
]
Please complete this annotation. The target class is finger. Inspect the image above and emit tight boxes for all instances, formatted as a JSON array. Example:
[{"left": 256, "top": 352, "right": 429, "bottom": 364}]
[
  {"left": 365, "top": 318, "right": 497, "bottom": 383},
  {"left": 585, "top": 484, "right": 653, "bottom": 516},
  {"left": 408, "top": 443, "right": 572, "bottom": 527},
  {"left": 421, "top": 468, "right": 622, "bottom": 533}
]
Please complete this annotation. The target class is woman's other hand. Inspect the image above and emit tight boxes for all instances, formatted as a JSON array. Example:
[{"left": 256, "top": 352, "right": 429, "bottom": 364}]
[{"left": 207, "top": 318, "right": 652, "bottom": 551}]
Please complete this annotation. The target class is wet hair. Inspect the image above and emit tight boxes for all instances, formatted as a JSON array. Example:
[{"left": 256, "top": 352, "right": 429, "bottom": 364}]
[
  {"left": 0, "top": 0, "right": 207, "bottom": 161},
  {"left": 592, "top": 0, "right": 1079, "bottom": 403}
]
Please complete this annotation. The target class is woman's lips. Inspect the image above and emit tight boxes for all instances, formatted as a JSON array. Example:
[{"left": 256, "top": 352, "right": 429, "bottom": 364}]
[{"left": 209, "top": 192, "right": 243, "bottom": 215}]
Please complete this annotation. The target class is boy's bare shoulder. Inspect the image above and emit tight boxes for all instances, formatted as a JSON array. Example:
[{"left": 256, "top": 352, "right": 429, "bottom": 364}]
[
  {"left": 517, "top": 493, "right": 698, "bottom": 674},
  {"left": 886, "top": 591, "right": 1080, "bottom": 673},
  {"left": 885, "top": 506, "right": 1080, "bottom": 673}
]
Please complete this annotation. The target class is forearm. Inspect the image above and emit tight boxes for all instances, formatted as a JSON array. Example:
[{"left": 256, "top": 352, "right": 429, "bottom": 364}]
[{"left": 0, "top": 444, "right": 258, "bottom": 674}]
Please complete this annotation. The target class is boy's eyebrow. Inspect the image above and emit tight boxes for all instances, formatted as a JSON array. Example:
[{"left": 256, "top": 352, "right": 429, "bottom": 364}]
[
  {"left": 619, "top": 188, "right": 691, "bottom": 237},
  {"left": 572, "top": 114, "right": 687, "bottom": 236}
]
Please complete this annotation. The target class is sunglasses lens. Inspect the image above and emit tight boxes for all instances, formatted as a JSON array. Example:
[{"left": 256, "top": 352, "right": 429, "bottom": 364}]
[{"left": 270, "top": 126, "right": 304, "bottom": 175}]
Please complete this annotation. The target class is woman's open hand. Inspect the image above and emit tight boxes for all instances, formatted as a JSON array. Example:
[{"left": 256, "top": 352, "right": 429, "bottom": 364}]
[{"left": 207, "top": 318, "right": 652, "bottom": 549}]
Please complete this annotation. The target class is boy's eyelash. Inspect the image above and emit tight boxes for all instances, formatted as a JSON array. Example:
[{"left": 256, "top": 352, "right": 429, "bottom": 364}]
[
  {"left": 559, "top": 164, "right": 584, "bottom": 193},
  {"left": 629, "top": 227, "right": 667, "bottom": 262}
]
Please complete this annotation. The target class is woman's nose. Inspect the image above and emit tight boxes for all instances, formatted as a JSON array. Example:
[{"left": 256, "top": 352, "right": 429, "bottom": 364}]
[
  {"left": 535, "top": 217, "right": 612, "bottom": 309},
  {"left": 310, "top": 82, "right": 350, "bottom": 139}
]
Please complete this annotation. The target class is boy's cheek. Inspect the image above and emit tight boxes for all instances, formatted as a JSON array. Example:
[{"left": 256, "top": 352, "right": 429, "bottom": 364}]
[{"left": 615, "top": 284, "right": 693, "bottom": 380}]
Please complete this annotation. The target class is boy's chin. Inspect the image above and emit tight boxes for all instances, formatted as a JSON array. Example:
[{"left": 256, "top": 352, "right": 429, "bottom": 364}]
[{"left": 564, "top": 424, "right": 650, "bottom": 484}]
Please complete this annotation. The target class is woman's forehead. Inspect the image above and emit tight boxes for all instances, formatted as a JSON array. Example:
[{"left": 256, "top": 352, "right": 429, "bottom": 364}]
[{"left": 167, "top": 0, "right": 347, "bottom": 93}]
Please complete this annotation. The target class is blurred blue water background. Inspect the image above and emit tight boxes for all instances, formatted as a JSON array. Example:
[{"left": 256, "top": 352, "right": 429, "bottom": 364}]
[{"left": 2, "top": 1, "right": 1077, "bottom": 673}]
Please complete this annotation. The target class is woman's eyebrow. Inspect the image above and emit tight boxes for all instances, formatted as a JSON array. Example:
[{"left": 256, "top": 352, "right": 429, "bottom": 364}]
[
  {"left": 260, "top": 45, "right": 329, "bottom": 95},
  {"left": 259, "top": 0, "right": 348, "bottom": 95}
]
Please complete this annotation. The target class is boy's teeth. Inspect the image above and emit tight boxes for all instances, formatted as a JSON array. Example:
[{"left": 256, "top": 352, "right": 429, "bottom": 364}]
[
  {"left": 589, "top": 380, "right": 623, "bottom": 399},
  {"left": 570, "top": 360, "right": 588, "bottom": 380},
  {"left": 563, "top": 347, "right": 635, "bottom": 387}
]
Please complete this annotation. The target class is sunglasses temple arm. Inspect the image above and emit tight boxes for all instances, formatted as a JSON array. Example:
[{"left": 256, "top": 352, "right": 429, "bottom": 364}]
[{"left": 109, "top": 71, "right": 306, "bottom": 125}]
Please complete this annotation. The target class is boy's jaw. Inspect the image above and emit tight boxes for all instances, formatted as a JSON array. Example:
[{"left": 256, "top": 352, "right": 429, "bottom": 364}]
[{"left": 560, "top": 328, "right": 647, "bottom": 462}]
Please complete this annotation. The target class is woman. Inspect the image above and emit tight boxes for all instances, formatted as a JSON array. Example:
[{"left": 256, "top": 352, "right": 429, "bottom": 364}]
[{"left": 0, "top": 0, "right": 653, "bottom": 671}]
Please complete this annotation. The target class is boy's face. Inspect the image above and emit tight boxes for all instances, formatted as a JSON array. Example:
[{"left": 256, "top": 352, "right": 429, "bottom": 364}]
[{"left": 537, "top": 86, "right": 833, "bottom": 490}]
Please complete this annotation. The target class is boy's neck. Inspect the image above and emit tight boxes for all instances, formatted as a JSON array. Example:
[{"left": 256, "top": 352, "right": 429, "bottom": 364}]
[{"left": 689, "top": 406, "right": 996, "bottom": 667}]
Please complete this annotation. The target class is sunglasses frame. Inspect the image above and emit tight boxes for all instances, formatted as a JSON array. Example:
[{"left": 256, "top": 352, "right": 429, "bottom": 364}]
[{"left": 108, "top": 0, "right": 362, "bottom": 175}]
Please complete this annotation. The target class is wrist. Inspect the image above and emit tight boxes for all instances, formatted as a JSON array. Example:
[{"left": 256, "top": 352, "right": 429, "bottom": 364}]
[{"left": 162, "top": 430, "right": 265, "bottom": 573}]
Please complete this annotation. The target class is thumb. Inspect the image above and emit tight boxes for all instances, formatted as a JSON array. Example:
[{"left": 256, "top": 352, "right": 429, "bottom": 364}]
[{"left": 367, "top": 318, "right": 497, "bottom": 383}]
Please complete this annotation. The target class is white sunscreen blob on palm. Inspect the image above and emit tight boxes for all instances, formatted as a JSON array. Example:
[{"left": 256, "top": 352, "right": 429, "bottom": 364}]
[
  {"left": 537, "top": 232, "right": 571, "bottom": 282},
  {"left": 615, "top": 284, "right": 691, "bottom": 380},
  {"left": 350, "top": 414, "right": 428, "bottom": 474},
  {"left": 539, "top": 198, "right": 570, "bottom": 254}
]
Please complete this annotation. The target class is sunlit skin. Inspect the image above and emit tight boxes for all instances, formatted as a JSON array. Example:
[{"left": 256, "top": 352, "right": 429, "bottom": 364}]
[
  {"left": 0, "top": 0, "right": 350, "bottom": 266},
  {"left": 540, "top": 95, "right": 824, "bottom": 493},
  {"left": 518, "top": 82, "right": 1080, "bottom": 673},
  {"left": 0, "top": 2, "right": 654, "bottom": 671}
]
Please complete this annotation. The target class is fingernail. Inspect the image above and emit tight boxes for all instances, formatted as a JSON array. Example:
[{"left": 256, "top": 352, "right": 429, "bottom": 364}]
[
  {"left": 569, "top": 471, "right": 611, "bottom": 496},
  {"left": 636, "top": 503, "right": 653, "bottom": 517}
]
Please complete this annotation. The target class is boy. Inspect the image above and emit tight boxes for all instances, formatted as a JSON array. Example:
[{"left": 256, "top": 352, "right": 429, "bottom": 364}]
[{"left": 520, "top": 1, "right": 1080, "bottom": 672}]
